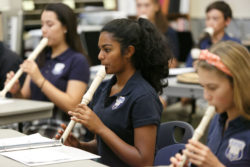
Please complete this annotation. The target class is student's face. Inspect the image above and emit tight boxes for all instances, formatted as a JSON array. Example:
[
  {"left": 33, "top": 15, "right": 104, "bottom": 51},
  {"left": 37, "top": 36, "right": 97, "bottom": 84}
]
[
  {"left": 136, "top": 0, "right": 158, "bottom": 21},
  {"left": 198, "top": 68, "right": 234, "bottom": 114},
  {"left": 205, "top": 9, "right": 230, "bottom": 36},
  {"left": 41, "top": 11, "right": 67, "bottom": 47},
  {"left": 98, "top": 32, "right": 128, "bottom": 74}
]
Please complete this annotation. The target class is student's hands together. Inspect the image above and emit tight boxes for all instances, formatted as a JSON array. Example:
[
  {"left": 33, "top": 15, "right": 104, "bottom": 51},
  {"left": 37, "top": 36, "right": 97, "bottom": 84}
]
[
  {"left": 55, "top": 123, "right": 80, "bottom": 148},
  {"left": 68, "top": 104, "right": 106, "bottom": 135},
  {"left": 170, "top": 139, "right": 225, "bottom": 167},
  {"left": 21, "top": 60, "right": 45, "bottom": 88}
]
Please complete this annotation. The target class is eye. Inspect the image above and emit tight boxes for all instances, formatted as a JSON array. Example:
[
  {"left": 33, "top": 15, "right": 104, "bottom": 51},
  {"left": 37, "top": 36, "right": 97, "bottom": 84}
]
[
  {"left": 104, "top": 48, "right": 111, "bottom": 53},
  {"left": 207, "top": 86, "right": 217, "bottom": 91},
  {"left": 213, "top": 17, "right": 219, "bottom": 21},
  {"left": 47, "top": 23, "right": 53, "bottom": 27}
]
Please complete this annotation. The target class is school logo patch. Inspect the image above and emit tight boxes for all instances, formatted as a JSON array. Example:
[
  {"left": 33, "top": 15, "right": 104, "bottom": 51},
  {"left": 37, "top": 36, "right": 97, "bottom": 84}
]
[
  {"left": 112, "top": 96, "right": 125, "bottom": 110},
  {"left": 225, "top": 138, "right": 246, "bottom": 161},
  {"left": 52, "top": 63, "right": 65, "bottom": 75}
]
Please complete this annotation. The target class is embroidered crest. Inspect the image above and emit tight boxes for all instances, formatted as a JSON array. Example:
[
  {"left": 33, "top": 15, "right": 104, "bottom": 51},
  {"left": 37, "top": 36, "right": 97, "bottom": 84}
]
[
  {"left": 112, "top": 96, "right": 125, "bottom": 110},
  {"left": 52, "top": 63, "right": 65, "bottom": 75},
  {"left": 225, "top": 138, "right": 246, "bottom": 161}
]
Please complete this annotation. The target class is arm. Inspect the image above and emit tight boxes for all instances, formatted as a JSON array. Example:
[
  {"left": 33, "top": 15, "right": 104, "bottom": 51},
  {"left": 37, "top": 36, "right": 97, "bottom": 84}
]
[
  {"left": 69, "top": 104, "right": 157, "bottom": 167},
  {"left": 41, "top": 79, "right": 87, "bottom": 112},
  {"left": 78, "top": 139, "right": 98, "bottom": 154},
  {"left": 21, "top": 59, "right": 87, "bottom": 112},
  {"left": 98, "top": 124, "right": 157, "bottom": 167}
]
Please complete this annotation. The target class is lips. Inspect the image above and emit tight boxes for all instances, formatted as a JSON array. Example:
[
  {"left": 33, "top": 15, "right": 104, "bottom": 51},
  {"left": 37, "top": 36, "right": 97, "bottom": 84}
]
[{"left": 101, "top": 64, "right": 109, "bottom": 68}]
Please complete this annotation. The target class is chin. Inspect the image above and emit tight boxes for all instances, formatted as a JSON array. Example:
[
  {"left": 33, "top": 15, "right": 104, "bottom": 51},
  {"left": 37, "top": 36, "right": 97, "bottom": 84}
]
[{"left": 215, "top": 107, "right": 225, "bottom": 114}]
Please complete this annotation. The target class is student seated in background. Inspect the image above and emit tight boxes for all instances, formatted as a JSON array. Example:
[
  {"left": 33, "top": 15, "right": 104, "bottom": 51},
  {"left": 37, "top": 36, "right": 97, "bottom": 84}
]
[
  {"left": 170, "top": 41, "right": 250, "bottom": 167},
  {"left": 0, "top": 41, "right": 23, "bottom": 91},
  {"left": 136, "top": 0, "right": 179, "bottom": 68},
  {"left": 56, "top": 18, "right": 171, "bottom": 167},
  {"left": 186, "top": 1, "right": 241, "bottom": 67},
  {"left": 136, "top": 0, "right": 180, "bottom": 109},
  {"left": 4, "top": 3, "right": 90, "bottom": 138}
]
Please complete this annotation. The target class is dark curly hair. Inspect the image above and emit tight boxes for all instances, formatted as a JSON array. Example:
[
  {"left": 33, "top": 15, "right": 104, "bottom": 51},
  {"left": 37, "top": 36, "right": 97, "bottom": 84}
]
[{"left": 101, "top": 18, "right": 171, "bottom": 94}]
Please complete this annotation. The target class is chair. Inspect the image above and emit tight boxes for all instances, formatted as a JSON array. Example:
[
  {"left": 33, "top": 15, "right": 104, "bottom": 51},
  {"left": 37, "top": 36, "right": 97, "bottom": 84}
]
[
  {"left": 157, "top": 121, "right": 194, "bottom": 150},
  {"left": 154, "top": 143, "right": 185, "bottom": 166}
]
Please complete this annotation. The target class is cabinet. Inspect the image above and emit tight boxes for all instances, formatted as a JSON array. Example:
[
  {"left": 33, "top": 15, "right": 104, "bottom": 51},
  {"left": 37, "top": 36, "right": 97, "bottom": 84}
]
[{"left": 23, "top": 0, "right": 115, "bottom": 31}]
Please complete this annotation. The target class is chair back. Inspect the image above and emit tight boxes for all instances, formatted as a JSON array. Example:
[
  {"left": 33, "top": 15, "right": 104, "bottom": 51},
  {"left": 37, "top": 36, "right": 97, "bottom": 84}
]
[
  {"left": 154, "top": 143, "right": 185, "bottom": 166},
  {"left": 157, "top": 121, "right": 194, "bottom": 150}
]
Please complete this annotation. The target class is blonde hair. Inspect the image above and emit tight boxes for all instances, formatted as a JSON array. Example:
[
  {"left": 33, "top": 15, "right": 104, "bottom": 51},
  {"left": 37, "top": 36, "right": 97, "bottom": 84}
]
[{"left": 198, "top": 41, "right": 250, "bottom": 119}]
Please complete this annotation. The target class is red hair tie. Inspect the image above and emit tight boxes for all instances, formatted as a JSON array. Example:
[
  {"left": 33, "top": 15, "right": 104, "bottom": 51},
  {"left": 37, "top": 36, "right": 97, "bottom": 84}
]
[{"left": 199, "top": 50, "right": 232, "bottom": 76}]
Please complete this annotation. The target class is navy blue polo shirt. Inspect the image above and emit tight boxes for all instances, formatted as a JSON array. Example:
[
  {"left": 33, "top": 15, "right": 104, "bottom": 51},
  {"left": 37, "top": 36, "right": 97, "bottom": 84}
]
[
  {"left": 207, "top": 113, "right": 250, "bottom": 167},
  {"left": 30, "top": 48, "right": 90, "bottom": 102},
  {"left": 89, "top": 71, "right": 162, "bottom": 167},
  {"left": 186, "top": 33, "right": 241, "bottom": 67},
  {"left": 165, "top": 27, "right": 180, "bottom": 59}
]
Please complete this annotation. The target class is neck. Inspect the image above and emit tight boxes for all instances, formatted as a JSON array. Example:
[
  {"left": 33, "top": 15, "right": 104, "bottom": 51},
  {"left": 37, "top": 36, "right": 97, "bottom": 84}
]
[
  {"left": 224, "top": 107, "right": 239, "bottom": 130},
  {"left": 227, "top": 108, "right": 240, "bottom": 121},
  {"left": 211, "top": 31, "right": 225, "bottom": 44},
  {"left": 51, "top": 42, "right": 68, "bottom": 58},
  {"left": 110, "top": 65, "right": 136, "bottom": 96},
  {"left": 116, "top": 67, "right": 136, "bottom": 87}
]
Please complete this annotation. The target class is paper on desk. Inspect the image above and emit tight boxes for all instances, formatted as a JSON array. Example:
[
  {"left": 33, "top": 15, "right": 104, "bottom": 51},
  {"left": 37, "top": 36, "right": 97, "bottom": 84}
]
[
  {"left": 1, "top": 145, "right": 100, "bottom": 166},
  {"left": 169, "top": 68, "right": 195, "bottom": 76},
  {"left": 0, "top": 133, "right": 100, "bottom": 166},
  {"left": 0, "top": 98, "right": 14, "bottom": 105},
  {"left": 0, "top": 133, "right": 53, "bottom": 151}
]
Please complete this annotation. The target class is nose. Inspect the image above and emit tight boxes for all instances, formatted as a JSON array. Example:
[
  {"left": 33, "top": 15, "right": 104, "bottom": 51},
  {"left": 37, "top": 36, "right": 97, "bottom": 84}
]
[
  {"left": 98, "top": 50, "right": 104, "bottom": 61},
  {"left": 203, "top": 89, "right": 212, "bottom": 102},
  {"left": 206, "top": 19, "right": 214, "bottom": 29},
  {"left": 41, "top": 27, "right": 46, "bottom": 35},
  {"left": 137, "top": 5, "right": 146, "bottom": 15}
]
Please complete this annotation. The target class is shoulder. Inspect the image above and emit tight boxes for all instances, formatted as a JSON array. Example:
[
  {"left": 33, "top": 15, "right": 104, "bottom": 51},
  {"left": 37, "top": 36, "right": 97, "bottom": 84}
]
[
  {"left": 131, "top": 73, "right": 158, "bottom": 97},
  {"left": 68, "top": 49, "right": 88, "bottom": 61},
  {"left": 223, "top": 33, "right": 241, "bottom": 43},
  {"left": 0, "top": 43, "right": 21, "bottom": 64},
  {"left": 165, "top": 27, "right": 178, "bottom": 39},
  {"left": 66, "top": 49, "right": 89, "bottom": 67},
  {"left": 166, "top": 27, "right": 177, "bottom": 35}
]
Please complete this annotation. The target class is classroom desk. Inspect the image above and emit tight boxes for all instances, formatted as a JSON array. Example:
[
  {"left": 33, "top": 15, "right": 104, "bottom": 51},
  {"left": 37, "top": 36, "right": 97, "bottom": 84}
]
[
  {"left": 0, "top": 98, "right": 54, "bottom": 126},
  {"left": 163, "top": 77, "right": 203, "bottom": 99},
  {"left": 0, "top": 129, "right": 107, "bottom": 167},
  {"left": 163, "top": 77, "right": 204, "bottom": 122}
]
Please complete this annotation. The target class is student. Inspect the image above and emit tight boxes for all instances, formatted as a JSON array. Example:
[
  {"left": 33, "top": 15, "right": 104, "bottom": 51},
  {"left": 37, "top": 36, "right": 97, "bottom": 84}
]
[
  {"left": 186, "top": 1, "right": 241, "bottom": 67},
  {"left": 136, "top": 0, "right": 179, "bottom": 109},
  {"left": 5, "top": 3, "right": 90, "bottom": 137},
  {"left": 136, "top": 0, "right": 179, "bottom": 66},
  {"left": 56, "top": 18, "right": 171, "bottom": 167},
  {"left": 170, "top": 41, "right": 250, "bottom": 167},
  {"left": 0, "top": 41, "right": 23, "bottom": 91}
]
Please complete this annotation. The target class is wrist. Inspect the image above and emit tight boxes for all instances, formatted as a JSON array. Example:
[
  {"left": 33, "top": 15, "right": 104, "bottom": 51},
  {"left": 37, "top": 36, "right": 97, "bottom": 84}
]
[
  {"left": 39, "top": 78, "right": 46, "bottom": 89},
  {"left": 97, "top": 125, "right": 109, "bottom": 137}
]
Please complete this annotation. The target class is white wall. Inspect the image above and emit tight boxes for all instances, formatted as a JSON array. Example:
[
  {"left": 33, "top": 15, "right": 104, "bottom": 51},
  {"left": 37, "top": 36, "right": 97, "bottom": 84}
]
[{"left": 118, "top": 0, "right": 136, "bottom": 16}]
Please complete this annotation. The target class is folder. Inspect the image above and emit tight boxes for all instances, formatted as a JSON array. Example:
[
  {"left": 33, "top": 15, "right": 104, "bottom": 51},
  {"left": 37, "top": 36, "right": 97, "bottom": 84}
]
[{"left": 0, "top": 133, "right": 100, "bottom": 166}]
